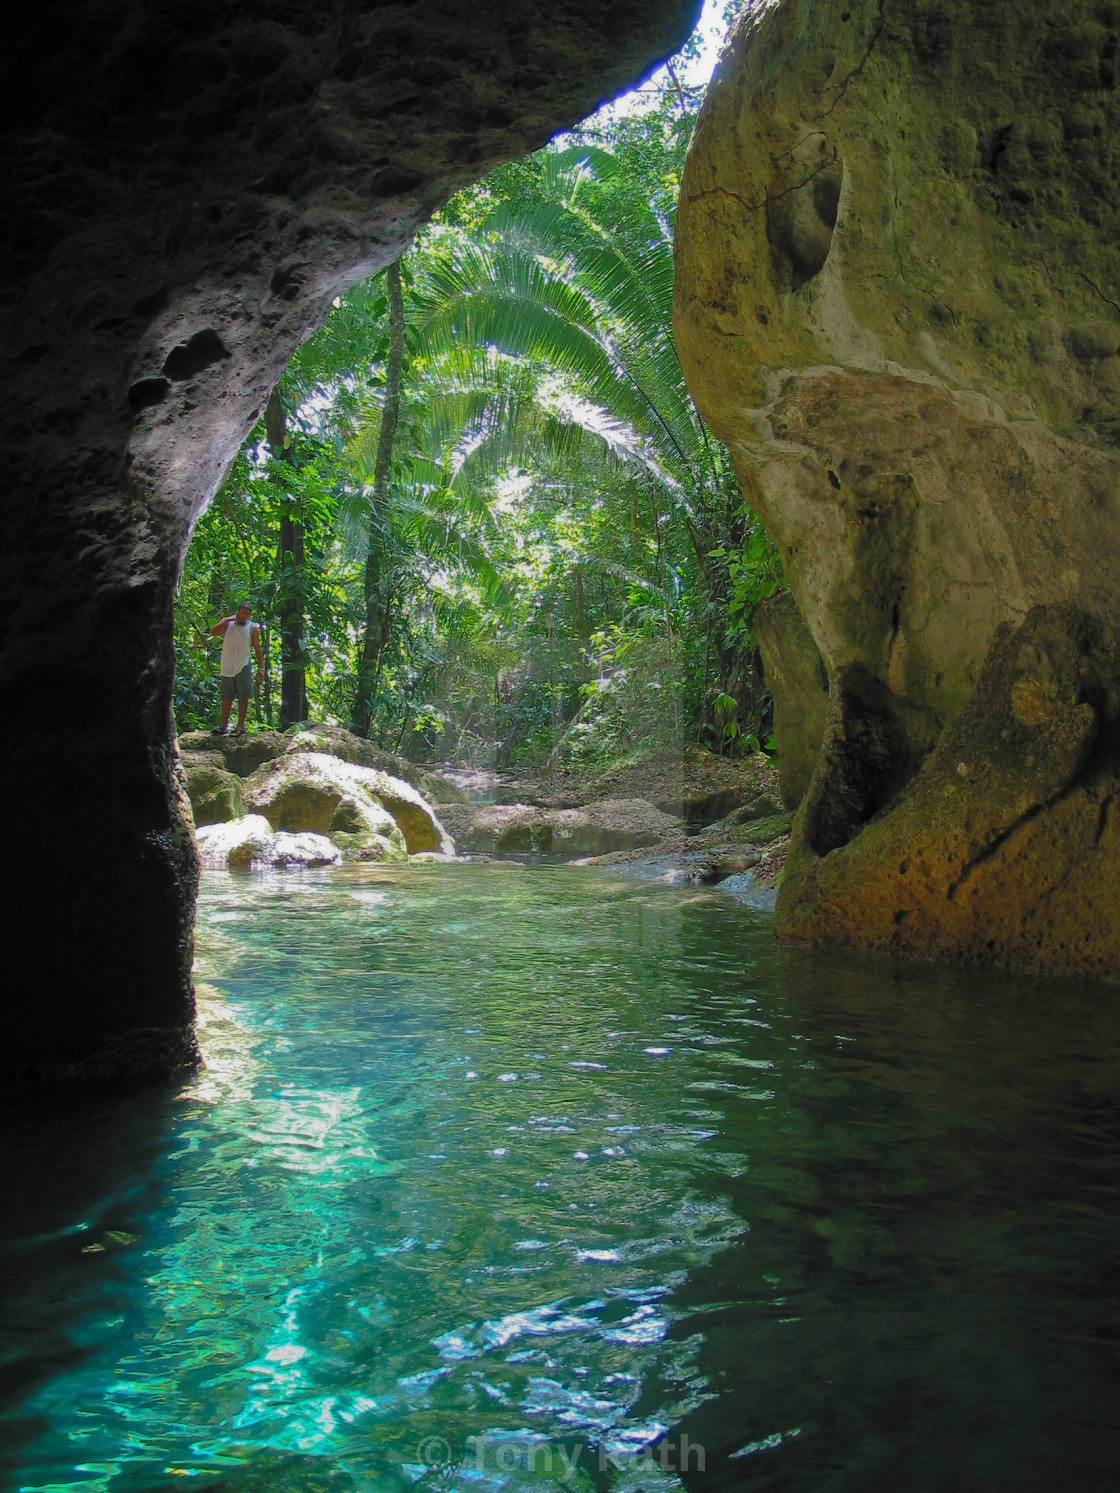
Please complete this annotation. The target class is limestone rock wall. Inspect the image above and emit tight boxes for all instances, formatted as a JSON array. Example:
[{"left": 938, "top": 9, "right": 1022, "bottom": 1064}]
[
  {"left": 674, "top": 0, "right": 1120, "bottom": 977},
  {"left": 753, "top": 590, "right": 829, "bottom": 809},
  {"left": 1, "top": 0, "right": 700, "bottom": 1081}
]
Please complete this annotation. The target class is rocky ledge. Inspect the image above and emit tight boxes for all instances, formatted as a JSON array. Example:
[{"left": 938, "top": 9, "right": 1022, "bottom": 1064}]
[
  {"left": 436, "top": 799, "right": 680, "bottom": 857},
  {"left": 438, "top": 758, "right": 791, "bottom": 898},
  {"left": 180, "top": 725, "right": 793, "bottom": 891}
]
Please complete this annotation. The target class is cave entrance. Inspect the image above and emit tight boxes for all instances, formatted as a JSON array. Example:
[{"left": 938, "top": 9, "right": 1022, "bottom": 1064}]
[
  {"left": 2, "top": 0, "right": 723, "bottom": 1085},
  {"left": 174, "top": 6, "right": 766, "bottom": 877}
]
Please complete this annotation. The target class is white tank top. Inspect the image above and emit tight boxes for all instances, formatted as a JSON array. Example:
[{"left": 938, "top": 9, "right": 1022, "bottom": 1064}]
[{"left": 220, "top": 618, "right": 254, "bottom": 676}]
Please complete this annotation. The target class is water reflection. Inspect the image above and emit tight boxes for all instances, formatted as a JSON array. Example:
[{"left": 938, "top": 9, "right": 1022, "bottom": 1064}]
[{"left": 1, "top": 863, "right": 1118, "bottom": 1492}]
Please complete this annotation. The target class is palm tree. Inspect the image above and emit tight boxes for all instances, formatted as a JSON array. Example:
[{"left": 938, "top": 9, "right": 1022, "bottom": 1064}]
[{"left": 408, "top": 146, "right": 775, "bottom": 741}]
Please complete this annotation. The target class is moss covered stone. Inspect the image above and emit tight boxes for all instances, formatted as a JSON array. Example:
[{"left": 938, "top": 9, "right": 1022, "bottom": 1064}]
[
  {"left": 181, "top": 755, "right": 247, "bottom": 827},
  {"left": 246, "top": 751, "right": 452, "bottom": 856}
]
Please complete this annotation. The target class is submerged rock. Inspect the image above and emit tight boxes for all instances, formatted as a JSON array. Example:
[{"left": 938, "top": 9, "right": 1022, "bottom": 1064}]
[
  {"left": 717, "top": 871, "right": 779, "bottom": 912},
  {"left": 582, "top": 844, "right": 761, "bottom": 887}
]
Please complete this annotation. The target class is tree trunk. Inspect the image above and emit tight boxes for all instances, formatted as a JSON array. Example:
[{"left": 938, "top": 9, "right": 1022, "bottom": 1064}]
[
  {"left": 352, "top": 256, "right": 406, "bottom": 738},
  {"left": 266, "top": 386, "right": 308, "bottom": 728}
]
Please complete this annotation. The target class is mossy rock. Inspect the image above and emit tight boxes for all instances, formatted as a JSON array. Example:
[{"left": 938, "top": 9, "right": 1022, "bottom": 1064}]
[
  {"left": 283, "top": 722, "right": 468, "bottom": 803},
  {"left": 727, "top": 792, "right": 786, "bottom": 825},
  {"left": 179, "top": 730, "right": 286, "bottom": 778},
  {"left": 328, "top": 794, "right": 407, "bottom": 861},
  {"left": 728, "top": 813, "right": 792, "bottom": 846},
  {"left": 246, "top": 751, "right": 453, "bottom": 856},
  {"left": 181, "top": 753, "right": 246, "bottom": 826}
]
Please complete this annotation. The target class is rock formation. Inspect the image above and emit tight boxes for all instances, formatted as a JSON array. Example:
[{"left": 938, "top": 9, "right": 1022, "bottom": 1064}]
[
  {"left": 246, "top": 751, "right": 450, "bottom": 856},
  {"left": 196, "top": 817, "right": 343, "bottom": 871},
  {"left": 180, "top": 725, "right": 455, "bottom": 856},
  {"left": 753, "top": 591, "right": 829, "bottom": 809},
  {"left": 437, "top": 798, "right": 682, "bottom": 856},
  {"left": 2, "top": 0, "right": 700, "bottom": 1081},
  {"left": 674, "top": 0, "right": 1120, "bottom": 977}
]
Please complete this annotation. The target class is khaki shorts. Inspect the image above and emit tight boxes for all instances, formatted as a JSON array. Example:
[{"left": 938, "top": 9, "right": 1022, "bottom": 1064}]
[{"left": 220, "top": 666, "right": 252, "bottom": 703}]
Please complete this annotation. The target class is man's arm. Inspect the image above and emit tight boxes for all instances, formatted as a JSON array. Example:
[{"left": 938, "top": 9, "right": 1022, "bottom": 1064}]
[
  {"left": 210, "top": 616, "right": 233, "bottom": 639},
  {"left": 252, "top": 623, "right": 265, "bottom": 670}
]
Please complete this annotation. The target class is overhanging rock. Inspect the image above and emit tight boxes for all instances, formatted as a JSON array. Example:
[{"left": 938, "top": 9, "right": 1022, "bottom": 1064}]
[
  {"left": 0, "top": 0, "right": 701, "bottom": 1081},
  {"left": 674, "top": 0, "right": 1120, "bottom": 978}
]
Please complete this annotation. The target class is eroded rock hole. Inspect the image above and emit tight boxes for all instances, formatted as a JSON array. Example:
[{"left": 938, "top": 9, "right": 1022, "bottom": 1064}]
[
  {"left": 163, "top": 329, "right": 231, "bottom": 381},
  {"left": 128, "top": 375, "right": 171, "bottom": 411}
]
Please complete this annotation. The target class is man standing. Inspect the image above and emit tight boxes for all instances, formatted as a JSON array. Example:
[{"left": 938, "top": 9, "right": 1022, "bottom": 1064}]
[{"left": 211, "top": 601, "right": 265, "bottom": 736}]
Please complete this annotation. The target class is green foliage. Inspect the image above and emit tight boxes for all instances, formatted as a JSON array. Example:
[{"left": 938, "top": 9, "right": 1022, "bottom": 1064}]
[{"left": 175, "top": 13, "right": 782, "bottom": 766}]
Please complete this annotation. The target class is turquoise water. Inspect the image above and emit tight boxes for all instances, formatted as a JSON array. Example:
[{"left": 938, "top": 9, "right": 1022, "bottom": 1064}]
[{"left": 1, "top": 862, "right": 1118, "bottom": 1492}]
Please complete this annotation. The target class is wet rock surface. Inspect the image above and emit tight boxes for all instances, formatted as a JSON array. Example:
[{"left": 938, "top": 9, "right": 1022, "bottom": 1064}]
[
  {"left": 576, "top": 808, "right": 791, "bottom": 901},
  {"left": 779, "top": 606, "right": 1120, "bottom": 978},
  {"left": 246, "top": 752, "right": 449, "bottom": 856},
  {"left": 1, "top": 1, "right": 698, "bottom": 1078},
  {"left": 674, "top": 0, "right": 1120, "bottom": 978}
]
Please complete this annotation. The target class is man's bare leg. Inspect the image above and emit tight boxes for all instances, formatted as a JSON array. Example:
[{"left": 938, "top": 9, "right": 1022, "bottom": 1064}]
[
  {"left": 219, "top": 697, "right": 231, "bottom": 733},
  {"left": 236, "top": 695, "right": 249, "bottom": 733}
]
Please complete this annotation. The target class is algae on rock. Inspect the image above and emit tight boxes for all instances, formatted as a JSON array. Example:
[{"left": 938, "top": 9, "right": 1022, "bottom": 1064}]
[{"left": 674, "top": 0, "right": 1120, "bottom": 977}]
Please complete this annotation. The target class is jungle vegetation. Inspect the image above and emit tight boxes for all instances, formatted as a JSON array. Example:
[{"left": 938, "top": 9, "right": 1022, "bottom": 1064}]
[{"left": 174, "top": 39, "right": 782, "bottom": 772}]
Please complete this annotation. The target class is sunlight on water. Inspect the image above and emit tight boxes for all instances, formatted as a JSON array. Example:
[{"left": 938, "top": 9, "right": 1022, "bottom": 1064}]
[{"left": 1, "top": 861, "right": 1118, "bottom": 1492}]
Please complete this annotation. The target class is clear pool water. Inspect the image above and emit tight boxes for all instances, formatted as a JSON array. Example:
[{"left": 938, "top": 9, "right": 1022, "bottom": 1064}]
[{"left": 1, "top": 862, "right": 1118, "bottom": 1491}]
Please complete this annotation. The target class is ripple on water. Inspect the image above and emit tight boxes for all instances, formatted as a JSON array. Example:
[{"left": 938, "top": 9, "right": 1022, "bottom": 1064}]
[{"left": 0, "top": 861, "right": 1118, "bottom": 1492}]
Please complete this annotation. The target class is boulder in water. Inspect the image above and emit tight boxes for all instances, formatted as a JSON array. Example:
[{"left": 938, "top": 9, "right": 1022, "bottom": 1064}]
[
  {"left": 196, "top": 815, "right": 276, "bottom": 870},
  {"left": 246, "top": 751, "right": 453, "bottom": 856},
  {"left": 327, "top": 794, "right": 407, "bottom": 862},
  {"left": 195, "top": 816, "right": 342, "bottom": 870},
  {"left": 550, "top": 799, "right": 682, "bottom": 856},
  {"left": 270, "top": 832, "right": 343, "bottom": 869},
  {"left": 436, "top": 798, "right": 679, "bottom": 856}
]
